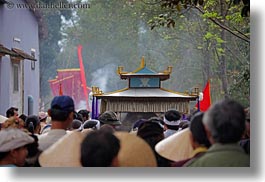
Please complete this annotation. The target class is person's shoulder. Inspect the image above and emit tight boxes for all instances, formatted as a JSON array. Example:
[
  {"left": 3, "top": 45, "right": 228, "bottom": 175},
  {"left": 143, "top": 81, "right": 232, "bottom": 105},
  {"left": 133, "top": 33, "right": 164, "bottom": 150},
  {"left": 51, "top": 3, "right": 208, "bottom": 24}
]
[
  {"left": 37, "top": 132, "right": 52, "bottom": 143},
  {"left": 185, "top": 157, "right": 203, "bottom": 167},
  {"left": 183, "top": 153, "right": 204, "bottom": 166},
  {"left": 186, "top": 148, "right": 250, "bottom": 167},
  {"left": 38, "top": 132, "right": 49, "bottom": 138}
]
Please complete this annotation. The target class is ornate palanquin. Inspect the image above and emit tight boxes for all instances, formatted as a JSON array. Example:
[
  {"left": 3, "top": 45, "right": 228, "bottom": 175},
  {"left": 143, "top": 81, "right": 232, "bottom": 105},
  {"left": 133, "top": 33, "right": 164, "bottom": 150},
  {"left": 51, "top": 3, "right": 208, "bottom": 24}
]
[{"left": 92, "top": 57, "right": 197, "bottom": 116}]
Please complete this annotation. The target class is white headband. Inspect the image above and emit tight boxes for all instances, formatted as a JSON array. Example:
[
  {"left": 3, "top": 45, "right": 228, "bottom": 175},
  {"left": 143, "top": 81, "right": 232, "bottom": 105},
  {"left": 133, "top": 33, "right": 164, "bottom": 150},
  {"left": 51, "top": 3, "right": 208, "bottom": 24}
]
[{"left": 163, "top": 117, "right": 181, "bottom": 126}]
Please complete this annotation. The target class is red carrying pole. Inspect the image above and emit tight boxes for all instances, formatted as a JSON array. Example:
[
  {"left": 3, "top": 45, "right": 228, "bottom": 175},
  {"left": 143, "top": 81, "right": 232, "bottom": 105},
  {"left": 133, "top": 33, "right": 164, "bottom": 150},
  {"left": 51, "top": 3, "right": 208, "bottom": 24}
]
[
  {"left": 77, "top": 45, "right": 90, "bottom": 111},
  {"left": 59, "top": 83, "right": 63, "bottom": 96}
]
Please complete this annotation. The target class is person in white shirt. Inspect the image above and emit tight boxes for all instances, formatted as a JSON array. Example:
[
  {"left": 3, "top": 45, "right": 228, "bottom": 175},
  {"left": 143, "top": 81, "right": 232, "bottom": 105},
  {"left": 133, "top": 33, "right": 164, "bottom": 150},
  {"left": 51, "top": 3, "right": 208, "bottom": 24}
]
[{"left": 38, "top": 95, "right": 75, "bottom": 152}]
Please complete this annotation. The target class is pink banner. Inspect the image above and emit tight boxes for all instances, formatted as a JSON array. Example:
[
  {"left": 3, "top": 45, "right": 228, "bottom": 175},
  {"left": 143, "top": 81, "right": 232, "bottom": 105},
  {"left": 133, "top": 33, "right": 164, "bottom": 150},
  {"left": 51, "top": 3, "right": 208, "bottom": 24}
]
[{"left": 48, "top": 69, "right": 90, "bottom": 111}]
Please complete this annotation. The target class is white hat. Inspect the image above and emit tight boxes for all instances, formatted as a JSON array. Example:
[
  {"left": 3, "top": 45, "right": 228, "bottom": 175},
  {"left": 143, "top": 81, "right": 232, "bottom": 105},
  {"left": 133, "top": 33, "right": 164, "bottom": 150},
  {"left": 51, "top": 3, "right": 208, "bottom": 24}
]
[
  {"left": 155, "top": 128, "right": 193, "bottom": 162},
  {"left": 38, "top": 129, "right": 94, "bottom": 167},
  {"left": 38, "top": 131, "right": 87, "bottom": 167},
  {"left": 39, "top": 131, "right": 158, "bottom": 167},
  {"left": 0, "top": 115, "right": 7, "bottom": 124},
  {"left": 0, "top": 128, "right": 34, "bottom": 152},
  {"left": 114, "top": 132, "right": 157, "bottom": 167}
]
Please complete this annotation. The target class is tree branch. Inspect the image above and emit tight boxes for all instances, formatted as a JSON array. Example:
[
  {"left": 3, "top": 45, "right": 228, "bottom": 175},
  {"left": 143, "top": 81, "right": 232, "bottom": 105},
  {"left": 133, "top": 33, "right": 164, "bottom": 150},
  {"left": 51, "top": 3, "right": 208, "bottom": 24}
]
[{"left": 194, "top": 6, "right": 250, "bottom": 43}]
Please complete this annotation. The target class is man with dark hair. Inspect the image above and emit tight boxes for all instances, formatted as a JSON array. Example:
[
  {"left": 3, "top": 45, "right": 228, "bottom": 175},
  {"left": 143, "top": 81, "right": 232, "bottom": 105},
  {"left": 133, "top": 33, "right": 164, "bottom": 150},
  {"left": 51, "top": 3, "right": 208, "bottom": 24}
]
[
  {"left": 25, "top": 115, "right": 41, "bottom": 135},
  {"left": 70, "top": 119, "right": 82, "bottom": 131},
  {"left": 163, "top": 109, "right": 181, "bottom": 138},
  {"left": 78, "top": 109, "right": 90, "bottom": 122},
  {"left": 80, "top": 130, "right": 120, "bottom": 167},
  {"left": 6, "top": 107, "right": 18, "bottom": 118},
  {"left": 83, "top": 119, "right": 99, "bottom": 130},
  {"left": 137, "top": 117, "right": 173, "bottom": 167},
  {"left": 187, "top": 99, "right": 250, "bottom": 167},
  {"left": 38, "top": 95, "right": 75, "bottom": 151},
  {"left": 73, "top": 111, "right": 84, "bottom": 123}
]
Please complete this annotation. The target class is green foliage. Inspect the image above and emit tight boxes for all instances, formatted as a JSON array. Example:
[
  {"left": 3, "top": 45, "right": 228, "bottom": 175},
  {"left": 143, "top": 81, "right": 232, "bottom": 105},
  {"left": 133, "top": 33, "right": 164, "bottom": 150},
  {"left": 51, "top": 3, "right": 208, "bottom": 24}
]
[
  {"left": 226, "top": 12, "right": 243, "bottom": 23},
  {"left": 143, "top": 0, "right": 249, "bottom": 103},
  {"left": 204, "top": 32, "right": 214, "bottom": 39},
  {"left": 146, "top": 0, "right": 249, "bottom": 30},
  {"left": 203, "top": 32, "right": 225, "bottom": 52},
  {"left": 202, "top": 11, "right": 219, "bottom": 19},
  {"left": 149, "top": 16, "right": 176, "bottom": 30},
  {"left": 233, "top": 0, "right": 250, "bottom": 17}
]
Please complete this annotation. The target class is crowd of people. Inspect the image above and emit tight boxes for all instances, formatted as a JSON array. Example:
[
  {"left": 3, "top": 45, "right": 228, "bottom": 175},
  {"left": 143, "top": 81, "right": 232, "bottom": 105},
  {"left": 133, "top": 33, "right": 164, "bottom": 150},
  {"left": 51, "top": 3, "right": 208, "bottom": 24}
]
[{"left": 0, "top": 95, "right": 250, "bottom": 167}]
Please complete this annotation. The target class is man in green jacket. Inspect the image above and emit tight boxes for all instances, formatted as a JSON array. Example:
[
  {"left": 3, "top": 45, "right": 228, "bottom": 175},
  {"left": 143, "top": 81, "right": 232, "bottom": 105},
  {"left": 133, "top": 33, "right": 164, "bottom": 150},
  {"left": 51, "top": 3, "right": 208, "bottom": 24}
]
[{"left": 187, "top": 99, "right": 250, "bottom": 167}]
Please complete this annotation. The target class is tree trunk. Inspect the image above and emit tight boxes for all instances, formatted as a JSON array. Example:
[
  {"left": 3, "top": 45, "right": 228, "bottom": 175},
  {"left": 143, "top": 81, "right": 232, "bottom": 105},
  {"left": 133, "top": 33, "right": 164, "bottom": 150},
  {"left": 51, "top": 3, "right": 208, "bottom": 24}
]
[
  {"left": 219, "top": 0, "right": 229, "bottom": 98},
  {"left": 202, "top": 40, "right": 211, "bottom": 84}
]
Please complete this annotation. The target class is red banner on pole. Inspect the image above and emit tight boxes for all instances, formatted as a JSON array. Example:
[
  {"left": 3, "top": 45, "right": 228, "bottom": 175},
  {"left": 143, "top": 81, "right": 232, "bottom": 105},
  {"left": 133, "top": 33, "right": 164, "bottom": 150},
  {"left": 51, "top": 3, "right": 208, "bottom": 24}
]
[{"left": 196, "top": 80, "right": 211, "bottom": 112}]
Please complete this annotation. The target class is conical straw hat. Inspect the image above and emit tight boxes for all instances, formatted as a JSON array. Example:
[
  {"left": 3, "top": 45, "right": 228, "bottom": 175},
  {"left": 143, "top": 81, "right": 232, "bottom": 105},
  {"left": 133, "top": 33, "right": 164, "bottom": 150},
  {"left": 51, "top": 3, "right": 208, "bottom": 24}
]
[
  {"left": 114, "top": 132, "right": 157, "bottom": 167},
  {"left": 155, "top": 128, "right": 193, "bottom": 162},
  {"left": 0, "top": 115, "right": 7, "bottom": 124},
  {"left": 39, "top": 131, "right": 87, "bottom": 167}
]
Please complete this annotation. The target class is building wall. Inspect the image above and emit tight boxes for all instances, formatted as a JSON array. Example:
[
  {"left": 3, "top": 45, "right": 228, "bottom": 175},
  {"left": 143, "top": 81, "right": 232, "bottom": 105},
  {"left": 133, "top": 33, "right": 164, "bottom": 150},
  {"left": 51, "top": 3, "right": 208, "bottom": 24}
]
[{"left": 0, "top": 0, "right": 40, "bottom": 116}]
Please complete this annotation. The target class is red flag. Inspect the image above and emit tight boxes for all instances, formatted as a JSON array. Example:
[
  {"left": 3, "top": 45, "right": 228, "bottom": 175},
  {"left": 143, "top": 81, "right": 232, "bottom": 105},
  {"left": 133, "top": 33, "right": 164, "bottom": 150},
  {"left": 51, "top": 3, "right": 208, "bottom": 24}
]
[
  {"left": 196, "top": 80, "right": 211, "bottom": 112},
  {"left": 77, "top": 45, "right": 90, "bottom": 111},
  {"left": 59, "top": 83, "right": 63, "bottom": 96}
]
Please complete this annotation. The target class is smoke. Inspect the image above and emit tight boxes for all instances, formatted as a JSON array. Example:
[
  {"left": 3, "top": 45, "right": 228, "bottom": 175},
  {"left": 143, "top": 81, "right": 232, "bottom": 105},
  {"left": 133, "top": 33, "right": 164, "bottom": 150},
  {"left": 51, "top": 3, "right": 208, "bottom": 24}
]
[
  {"left": 91, "top": 63, "right": 117, "bottom": 92},
  {"left": 138, "top": 20, "right": 147, "bottom": 58},
  {"left": 76, "top": 100, "right": 87, "bottom": 111}
]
